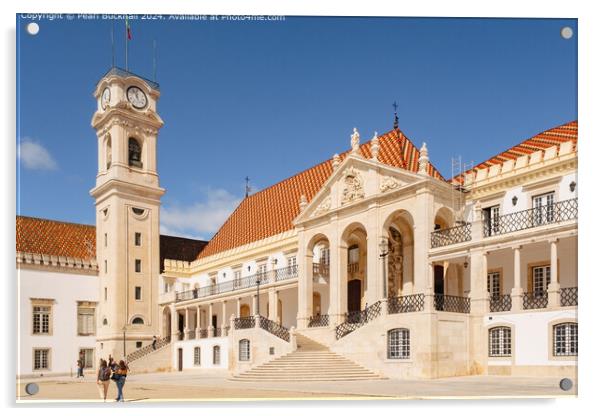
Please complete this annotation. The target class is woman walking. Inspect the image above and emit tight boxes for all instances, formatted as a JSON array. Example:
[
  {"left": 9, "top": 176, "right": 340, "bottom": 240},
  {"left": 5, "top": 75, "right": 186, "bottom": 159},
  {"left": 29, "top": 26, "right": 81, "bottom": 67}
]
[
  {"left": 96, "top": 359, "right": 111, "bottom": 401},
  {"left": 113, "top": 360, "right": 129, "bottom": 402}
]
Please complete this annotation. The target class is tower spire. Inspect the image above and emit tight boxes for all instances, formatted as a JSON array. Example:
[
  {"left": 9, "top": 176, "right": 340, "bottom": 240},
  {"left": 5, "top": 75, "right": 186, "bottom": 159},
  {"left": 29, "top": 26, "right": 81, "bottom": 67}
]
[
  {"left": 245, "top": 176, "right": 251, "bottom": 198},
  {"left": 392, "top": 101, "right": 399, "bottom": 130}
]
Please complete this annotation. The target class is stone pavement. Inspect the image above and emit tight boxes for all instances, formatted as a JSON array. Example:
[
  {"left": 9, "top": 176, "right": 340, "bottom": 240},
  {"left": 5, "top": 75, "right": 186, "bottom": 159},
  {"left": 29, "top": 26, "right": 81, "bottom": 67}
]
[{"left": 17, "top": 371, "right": 577, "bottom": 402}]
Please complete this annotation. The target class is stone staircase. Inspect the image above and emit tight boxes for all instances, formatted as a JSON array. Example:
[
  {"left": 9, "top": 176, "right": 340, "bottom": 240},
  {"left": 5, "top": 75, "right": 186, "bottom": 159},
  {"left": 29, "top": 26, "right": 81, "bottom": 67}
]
[{"left": 230, "top": 333, "right": 384, "bottom": 382}]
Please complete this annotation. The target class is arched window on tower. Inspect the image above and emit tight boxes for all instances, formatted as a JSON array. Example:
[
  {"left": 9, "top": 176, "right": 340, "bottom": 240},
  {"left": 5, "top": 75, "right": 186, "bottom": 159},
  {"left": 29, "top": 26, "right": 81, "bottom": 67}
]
[
  {"left": 128, "top": 137, "right": 142, "bottom": 168},
  {"left": 105, "top": 134, "right": 112, "bottom": 169}
]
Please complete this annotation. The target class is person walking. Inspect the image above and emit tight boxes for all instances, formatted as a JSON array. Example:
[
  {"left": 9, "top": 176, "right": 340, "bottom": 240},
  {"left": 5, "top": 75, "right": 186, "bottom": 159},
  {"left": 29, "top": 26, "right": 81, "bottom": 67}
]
[
  {"left": 152, "top": 335, "right": 157, "bottom": 350},
  {"left": 76, "top": 358, "right": 84, "bottom": 379},
  {"left": 113, "top": 360, "right": 129, "bottom": 402},
  {"left": 96, "top": 359, "right": 111, "bottom": 402}
]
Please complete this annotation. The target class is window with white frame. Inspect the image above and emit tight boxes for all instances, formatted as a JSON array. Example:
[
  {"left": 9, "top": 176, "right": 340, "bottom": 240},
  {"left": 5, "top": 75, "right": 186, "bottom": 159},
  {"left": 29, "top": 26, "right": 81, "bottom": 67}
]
[
  {"left": 77, "top": 303, "right": 95, "bottom": 336},
  {"left": 239, "top": 339, "right": 250, "bottom": 361},
  {"left": 387, "top": 328, "right": 410, "bottom": 359},
  {"left": 553, "top": 323, "right": 578, "bottom": 356},
  {"left": 213, "top": 345, "right": 221, "bottom": 365},
  {"left": 79, "top": 348, "right": 95, "bottom": 368},
  {"left": 33, "top": 348, "right": 50, "bottom": 370},
  {"left": 487, "top": 272, "right": 501, "bottom": 298},
  {"left": 234, "top": 270, "right": 242, "bottom": 287},
  {"left": 532, "top": 265, "right": 551, "bottom": 296},
  {"left": 287, "top": 256, "right": 297, "bottom": 269},
  {"left": 257, "top": 263, "right": 267, "bottom": 279},
  {"left": 483, "top": 205, "right": 500, "bottom": 235},
  {"left": 194, "top": 347, "right": 201, "bottom": 366},
  {"left": 32, "top": 302, "right": 52, "bottom": 335},
  {"left": 489, "top": 326, "right": 512, "bottom": 357},
  {"left": 533, "top": 192, "right": 555, "bottom": 225}
]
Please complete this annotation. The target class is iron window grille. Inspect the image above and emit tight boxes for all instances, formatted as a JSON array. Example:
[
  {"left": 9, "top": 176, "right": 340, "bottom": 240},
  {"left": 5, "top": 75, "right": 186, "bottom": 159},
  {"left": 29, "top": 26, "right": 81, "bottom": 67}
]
[
  {"left": 387, "top": 328, "right": 410, "bottom": 359},
  {"left": 239, "top": 339, "right": 250, "bottom": 361},
  {"left": 33, "top": 349, "right": 50, "bottom": 370},
  {"left": 553, "top": 323, "right": 578, "bottom": 356},
  {"left": 193, "top": 347, "right": 201, "bottom": 366},
  {"left": 32, "top": 306, "right": 50, "bottom": 334},
  {"left": 489, "top": 326, "right": 512, "bottom": 357},
  {"left": 213, "top": 345, "right": 221, "bottom": 365}
]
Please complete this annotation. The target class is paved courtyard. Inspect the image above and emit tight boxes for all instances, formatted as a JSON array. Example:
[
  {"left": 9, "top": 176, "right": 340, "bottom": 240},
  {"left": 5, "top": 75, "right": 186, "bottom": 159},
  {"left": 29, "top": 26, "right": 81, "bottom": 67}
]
[{"left": 16, "top": 371, "right": 577, "bottom": 402}]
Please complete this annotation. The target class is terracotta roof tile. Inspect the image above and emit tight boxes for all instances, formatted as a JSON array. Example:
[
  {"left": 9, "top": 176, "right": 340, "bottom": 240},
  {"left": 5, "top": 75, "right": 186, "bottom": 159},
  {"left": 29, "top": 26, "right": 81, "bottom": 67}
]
[
  {"left": 16, "top": 216, "right": 207, "bottom": 266},
  {"left": 197, "top": 129, "right": 443, "bottom": 259},
  {"left": 455, "top": 120, "right": 577, "bottom": 183}
]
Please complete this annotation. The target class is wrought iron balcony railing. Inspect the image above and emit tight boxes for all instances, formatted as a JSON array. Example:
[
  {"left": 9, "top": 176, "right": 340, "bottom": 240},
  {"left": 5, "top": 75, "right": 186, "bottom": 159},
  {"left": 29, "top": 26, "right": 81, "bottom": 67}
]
[
  {"left": 308, "top": 314, "right": 329, "bottom": 327},
  {"left": 126, "top": 335, "right": 171, "bottom": 363},
  {"left": 388, "top": 293, "right": 425, "bottom": 314},
  {"left": 560, "top": 287, "right": 578, "bottom": 307},
  {"left": 198, "top": 329, "right": 208, "bottom": 339},
  {"left": 175, "top": 265, "right": 298, "bottom": 303},
  {"left": 258, "top": 315, "right": 290, "bottom": 342},
  {"left": 233, "top": 316, "right": 256, "bottom": 330},
  {"left": 490, "top": 294, "right": 512, "bottom": 312},
  {"left": 431, "top": 223, "right": 472, "bottom": 248},
  {"left": 312, "top": 262, "right": 329, "bottom": 278},
  {"left": 434, "top": 294, "right": 471, "bottom": 313},
  {"left": 522, "top": 292, "right": 548, "bottom": 309},
  {"left": 275, "top": 264, "right": 298, "bottom": 281},
  {"left": 335, "top": 301, "right": 382, "bottom": 339},
  {"left": 484, "top": 198, "right": 577, "bottom": 237},
  {"left": 186, "top": 330, "right": 196, "bottom": 340}
]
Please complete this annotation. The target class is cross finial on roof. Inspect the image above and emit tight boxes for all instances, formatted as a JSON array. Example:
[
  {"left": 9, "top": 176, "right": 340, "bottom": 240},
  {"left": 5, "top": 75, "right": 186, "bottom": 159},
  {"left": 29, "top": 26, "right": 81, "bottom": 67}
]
[{"left": 392, "top": 101, "right": 399, "bottom": 130}]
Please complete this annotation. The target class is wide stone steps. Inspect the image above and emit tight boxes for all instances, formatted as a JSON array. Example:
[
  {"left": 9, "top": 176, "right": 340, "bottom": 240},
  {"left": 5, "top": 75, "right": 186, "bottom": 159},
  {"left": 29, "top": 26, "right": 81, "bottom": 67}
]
[{"left": 230, "top": 333, "right": 384, "bottom": 382}]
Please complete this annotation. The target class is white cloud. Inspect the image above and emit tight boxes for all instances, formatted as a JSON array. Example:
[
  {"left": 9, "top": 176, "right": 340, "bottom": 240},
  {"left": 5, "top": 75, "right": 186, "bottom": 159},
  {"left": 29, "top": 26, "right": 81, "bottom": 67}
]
[
  {"left": 161, "top": 188, "right": 241, "bottom": 240},
  {"left": 17, "top": 138, "right": 58, "bottom": 171}
]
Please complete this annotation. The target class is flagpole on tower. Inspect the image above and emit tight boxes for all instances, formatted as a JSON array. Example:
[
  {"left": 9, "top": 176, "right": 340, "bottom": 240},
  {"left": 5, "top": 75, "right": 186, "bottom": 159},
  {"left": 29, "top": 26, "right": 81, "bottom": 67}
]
[{"left": 125, "top": 17, "right": 129, "bottom": 71}]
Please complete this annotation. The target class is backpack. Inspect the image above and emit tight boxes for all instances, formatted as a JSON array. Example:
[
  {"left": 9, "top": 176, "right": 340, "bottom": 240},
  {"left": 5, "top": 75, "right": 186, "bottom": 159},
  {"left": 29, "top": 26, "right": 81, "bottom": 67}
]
[{"left": 99, "top": 367, "right": 111, "bottom": 381}]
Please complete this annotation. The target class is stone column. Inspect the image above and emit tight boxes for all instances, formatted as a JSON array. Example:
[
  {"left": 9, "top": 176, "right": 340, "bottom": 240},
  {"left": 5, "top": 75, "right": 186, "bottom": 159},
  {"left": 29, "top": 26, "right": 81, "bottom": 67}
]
[
  {"left": 184, "top": 308, "right": 191, "bottom": 340},
  {"left": 469, "top": 250, "right": 489, "bottom": 315},
  {"left": 365, "top": 205, "right": 380, "bottom": 305},
  {"left": 221, "top": 300, "right": 227, "bottom": 333},
  {"left": 236, "top": 298, "right": 241, "bottom": 318},
  {"left": 413, "top": 187, "right": 434, "bottom": 294},
  {"left": 423, "top": 262, "right": 435, "bottom": 312},
  {"left": 548, "top": 238, "right": 560, "bottom": 307},
  {"left": 332, "top": 242, "right": 348, "bottom": 326},
  {"left": 170, "top": 304, "right": 179, "bottom": 338},
  {"left": 208, "top": 303, "right": 214, "bottom": 337},
  {"left": 296, "top": 230, "right": 312, "bottom": 329},
  {"left": 511, "top": 245, "right": 523, "bottom": 312},
  {"left": 268, "top": 289, "right": 278, "bottom": 321},
  {"left": 195, "top": 305, "right": 201, "bottom": 338}
]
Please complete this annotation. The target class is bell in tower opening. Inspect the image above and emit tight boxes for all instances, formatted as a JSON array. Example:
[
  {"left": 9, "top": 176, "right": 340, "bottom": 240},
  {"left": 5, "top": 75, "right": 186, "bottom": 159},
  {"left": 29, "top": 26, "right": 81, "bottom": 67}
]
[{"left": 128, "top": 137, "right": 142, "bottom": 168}]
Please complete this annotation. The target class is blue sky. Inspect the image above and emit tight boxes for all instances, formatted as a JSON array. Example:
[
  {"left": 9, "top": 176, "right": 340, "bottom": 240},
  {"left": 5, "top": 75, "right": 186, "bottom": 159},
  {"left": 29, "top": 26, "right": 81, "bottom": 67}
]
[{"left": 16, "top": 15, "right": 577, "bottom": 240}]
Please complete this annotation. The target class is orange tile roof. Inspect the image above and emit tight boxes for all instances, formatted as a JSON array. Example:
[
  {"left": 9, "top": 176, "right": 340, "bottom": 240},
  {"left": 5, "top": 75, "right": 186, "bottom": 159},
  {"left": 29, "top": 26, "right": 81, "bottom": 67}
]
[
  {"left": 197, "top": 129, "right": 444, "bottom": 259},
  {"left": 455, "top": 120, "right": 578, "bottom": 183},
  {"left": 16, "top": 216, "right": 97, "bottom": 260},
  {"left": 16, "top": 216, "right": 207, "bottom": 265}
]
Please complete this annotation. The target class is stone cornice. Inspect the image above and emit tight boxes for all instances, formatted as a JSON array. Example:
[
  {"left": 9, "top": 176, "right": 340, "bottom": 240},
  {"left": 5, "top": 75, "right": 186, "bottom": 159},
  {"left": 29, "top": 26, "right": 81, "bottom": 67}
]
[
  {"left": 92, "top": 109, "right": 163, "bottom": 136},
  {"left": 16, "top": 251, "right": 99, "bottom": 276}
]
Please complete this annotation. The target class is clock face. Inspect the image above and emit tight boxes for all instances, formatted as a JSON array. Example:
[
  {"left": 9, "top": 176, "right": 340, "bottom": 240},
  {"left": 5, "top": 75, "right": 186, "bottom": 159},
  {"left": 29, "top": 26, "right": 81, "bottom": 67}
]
[
  {"left": 127, "top": 86, "right": 148, "bottom": 109},
  {"left": 101, "top": 87, "right": 111, "bottom": 109}
]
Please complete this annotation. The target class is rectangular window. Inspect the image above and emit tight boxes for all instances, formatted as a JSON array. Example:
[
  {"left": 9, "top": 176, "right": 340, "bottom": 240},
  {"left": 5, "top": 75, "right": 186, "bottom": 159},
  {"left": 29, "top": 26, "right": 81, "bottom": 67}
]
[
  {"left": 104, "top": 287, "right": 107, "bottom": 301},
  {"left": 489, "top": 327, "right": 512, "bottom": 357},
  {"left": 483, "top": 205, "right": 500, "bottom": 236},
  {"left": 104, "top": 233, "right": 107, "bottom": 247},
  {"left": 532, "top": 265, "right": 551, "bottom": 296},
  {"left": 33, "top": 349, "right": 50, "bottom": 370},
  {"left": 135, "top": 259, "right": 141, "bottom": 273},
  {"left": 533, "top": 192, "right": 555, "bottom": 225},
  {"left": 388, "top": 329, "right": 410, "bottom": 359},
  {"left": 487, "top": 271, "right": 501, "bottom": 298},
  {"left": 77, "top": 304, "right": 95, "bottom": 336},
  {"left": 32, "top": 304, "right": 51, "bottom": 335},
  {"left": 135, "top": 286, "right": 142, "bottom": 300},
  {"left": 554, "top": 323, "right": 578, "bottom": 356},
  {"left": 287, "top": 256, "right": 297, "bottom": 268},
  {"left": 79, "top": 348, "right": 94, "bottom": 369},
  {"left": 234, "top": 270, "right": 242, "bottom": 287},
  {"left": 194, "top": 347, "right": 201, "bottom": 366},
  {"left": 257, "top": 263, "right": 267, "bottom": 280},
  {"left": 134, "top": 232, "right": 141, "bottom": 246},
  {"left": 104, "top": 260, "right": 107, "bottom": 274},
  {"left": 213, "top": 346, "right": 221, "bottom": 365},
  {"left": 239, "top": 339, "right": 250, "bottom": 361}
]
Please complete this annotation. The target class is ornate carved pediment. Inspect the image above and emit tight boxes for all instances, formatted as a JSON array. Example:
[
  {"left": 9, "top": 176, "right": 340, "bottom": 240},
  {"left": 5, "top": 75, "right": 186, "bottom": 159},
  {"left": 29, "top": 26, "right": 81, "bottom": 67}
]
[
  {"left": 312, "top": 196, "right": 332, "bottom": 217},
  {"left": 341, "top": 167, "right": 365, "bottom": 205},
  {"left": 380, "top": 176, "right": 402, "bottom": 193}
]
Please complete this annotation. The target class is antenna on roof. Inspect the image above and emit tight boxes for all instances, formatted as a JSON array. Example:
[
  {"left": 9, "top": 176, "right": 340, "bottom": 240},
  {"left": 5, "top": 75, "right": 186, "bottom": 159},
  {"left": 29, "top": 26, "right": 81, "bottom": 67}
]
[
  {"left": 245, "top": 176, "right": 251, "bottom": 198},
  {"left": 392, "top": 101, "right": 399, "bottom": 130}
]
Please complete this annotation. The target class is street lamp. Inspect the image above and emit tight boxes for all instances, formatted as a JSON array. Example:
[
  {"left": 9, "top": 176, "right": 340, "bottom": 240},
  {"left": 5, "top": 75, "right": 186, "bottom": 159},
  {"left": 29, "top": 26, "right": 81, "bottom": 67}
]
[
  {"left": 255, "top": 276, "right": 261, "bottom": 316},
  {"left": 379, "top": 238, "right": 390, "bottom": 299}
]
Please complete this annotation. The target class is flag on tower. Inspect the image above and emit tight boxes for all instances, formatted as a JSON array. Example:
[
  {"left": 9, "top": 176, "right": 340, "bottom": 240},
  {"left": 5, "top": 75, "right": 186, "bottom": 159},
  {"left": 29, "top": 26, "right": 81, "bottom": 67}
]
[{"left": 126, "top": 17, "right": 132, "bottom": 40}]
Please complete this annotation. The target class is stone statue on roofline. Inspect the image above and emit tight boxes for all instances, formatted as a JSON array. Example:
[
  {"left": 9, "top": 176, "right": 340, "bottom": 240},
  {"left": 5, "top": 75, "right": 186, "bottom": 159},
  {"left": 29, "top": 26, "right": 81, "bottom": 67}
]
[{"left": 350, "top": 128, "right": 360, "bottom": 154}]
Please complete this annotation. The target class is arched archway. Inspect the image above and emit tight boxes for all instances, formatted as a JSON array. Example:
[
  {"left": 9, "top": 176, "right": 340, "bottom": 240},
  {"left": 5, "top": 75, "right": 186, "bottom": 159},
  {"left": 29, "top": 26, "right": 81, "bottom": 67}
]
[
  {"left": 128, "top": 137, "right": 143, "bottom": 168},
  {"left": 434, "top": 206, "right": 455, "bottom": 230},
  {"left": 340, "top": 222, "right": 368, "bottom": 313},
  {"left": 240, "top": 303, "right": 250, "bottom": 317},
  {"left": 382, "top": 210, "right": 415, "bottom": 297},
  {"left": 306, "top": 233, "right": 330, "bottom": 320}
]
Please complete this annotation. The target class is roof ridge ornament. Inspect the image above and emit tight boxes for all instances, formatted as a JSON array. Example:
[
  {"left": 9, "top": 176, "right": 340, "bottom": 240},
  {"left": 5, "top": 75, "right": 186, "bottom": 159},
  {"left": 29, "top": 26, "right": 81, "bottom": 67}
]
[
  {"left": 370, "top": 132, "right": 380, "bottom": 161},
  {"left": 332, "top": 153, "right": 341, "bottom": 170},
  {"left": 350, "top": 127, "right": 360, "bottom": 154},
  {"left": 393, "top": 101, "right": 399, "bottom": 130},
  {"left": 299, "top": 194, "right": 308, "bottom": 211},
  {"left": 418, "top": 142, "right": 429, "bottom": 175}
]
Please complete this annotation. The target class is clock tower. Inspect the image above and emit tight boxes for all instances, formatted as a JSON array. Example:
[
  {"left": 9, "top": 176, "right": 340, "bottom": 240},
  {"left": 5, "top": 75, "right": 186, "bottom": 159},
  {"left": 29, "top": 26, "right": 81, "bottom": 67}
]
[{"left": 90, "top": 68, "right": 165, "bottom": 360}]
